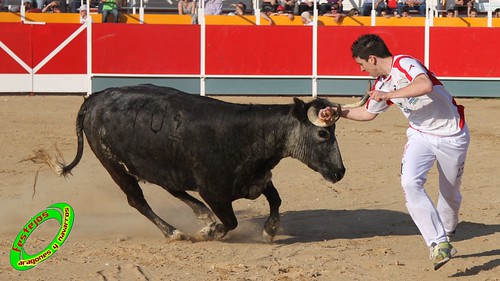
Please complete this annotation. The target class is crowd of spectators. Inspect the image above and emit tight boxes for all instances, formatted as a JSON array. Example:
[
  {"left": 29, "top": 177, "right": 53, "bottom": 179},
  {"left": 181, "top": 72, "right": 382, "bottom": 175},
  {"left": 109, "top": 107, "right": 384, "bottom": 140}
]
[{"left": 5, "top": 0, "right": 500, "bottom": 21}]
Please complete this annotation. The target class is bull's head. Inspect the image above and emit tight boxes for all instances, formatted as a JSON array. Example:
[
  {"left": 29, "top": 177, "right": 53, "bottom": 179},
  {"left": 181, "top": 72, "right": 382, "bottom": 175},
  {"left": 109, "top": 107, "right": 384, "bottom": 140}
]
[{"left": 307, "top": 81, "right": 372, "bottom": 127}]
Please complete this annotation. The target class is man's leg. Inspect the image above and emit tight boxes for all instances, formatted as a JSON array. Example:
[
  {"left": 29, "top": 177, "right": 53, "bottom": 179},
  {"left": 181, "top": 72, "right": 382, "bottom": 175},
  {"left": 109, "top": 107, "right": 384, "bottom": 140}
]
[
  {"left": 112, "top": 9, "right": 119, "bottom": 23},
  {"left": 401, "top": 129, "right": 447, "bottom": 247},
  {"left": 435, "top": 126, "right": 470, "bottom": 236},
  {"left": 102, "top": 10, "right": 109, "bottom": 23}
]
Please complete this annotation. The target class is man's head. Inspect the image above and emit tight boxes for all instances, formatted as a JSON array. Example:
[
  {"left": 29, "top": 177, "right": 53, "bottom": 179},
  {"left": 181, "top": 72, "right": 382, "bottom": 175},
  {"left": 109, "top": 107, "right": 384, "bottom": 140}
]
[
  {"left": 78, "top": 4, "right": 87, "bottom": 17},
  {"left": 351, "top": 34, "right": 393, "bottom": 77},
  {"left": 469, "top": 8, "right": 478, "bottom": 17},
  {"left": 446, "top": 9, "right": 454, "bottom": 17},
  {"left": 301, "top": 11, "right": 313, "bottom": 24},
  {"left": 331, "top": 3, "right": 340, "bottom": 13}
]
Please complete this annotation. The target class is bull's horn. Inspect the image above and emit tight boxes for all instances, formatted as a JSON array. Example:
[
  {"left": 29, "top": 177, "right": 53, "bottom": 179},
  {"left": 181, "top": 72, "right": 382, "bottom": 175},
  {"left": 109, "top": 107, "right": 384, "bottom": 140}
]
[
  {"left": 307, "top": 103, "right": 341, "bottom": 127},
  {"left": 341, "top": 80, "right": 372, "bottom": 108}
]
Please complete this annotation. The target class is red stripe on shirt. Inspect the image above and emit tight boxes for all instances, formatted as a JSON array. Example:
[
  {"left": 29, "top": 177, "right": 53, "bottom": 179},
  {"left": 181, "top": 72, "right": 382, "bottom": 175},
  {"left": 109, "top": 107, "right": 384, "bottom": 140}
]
[
  {"left": 393, "top": 55, "right": 443, "bottom": 86},
  {"left": 452, "top": 99, "right": 465, "bottom": 129}
]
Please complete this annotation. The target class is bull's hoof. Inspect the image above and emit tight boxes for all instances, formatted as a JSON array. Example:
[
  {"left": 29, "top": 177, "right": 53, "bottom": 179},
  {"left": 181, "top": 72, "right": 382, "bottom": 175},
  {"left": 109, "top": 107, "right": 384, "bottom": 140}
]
[
  {"left": 263, "top": 217, "right": 280, "bottom": 243},
  {"left": 168, "top": 230, "right": 187, "bottom": 241},
  {"left": 195, "top": 222, "right": 227, "bottom": 241},
  {"left": 263, "top": 229, "right": 275, "bottom": 244}
]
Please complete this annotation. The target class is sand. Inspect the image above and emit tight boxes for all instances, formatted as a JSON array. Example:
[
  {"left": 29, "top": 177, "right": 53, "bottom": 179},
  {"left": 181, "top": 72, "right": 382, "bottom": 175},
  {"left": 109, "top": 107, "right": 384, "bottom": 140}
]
[{"left": 0, "top": 95, "right": 498, "bottom": 280}]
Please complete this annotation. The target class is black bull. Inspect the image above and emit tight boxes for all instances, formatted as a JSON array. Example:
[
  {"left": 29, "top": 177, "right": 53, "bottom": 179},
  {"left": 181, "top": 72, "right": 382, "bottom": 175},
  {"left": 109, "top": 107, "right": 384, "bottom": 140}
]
[{"left": 54, "top": 84, "right": 347, "bottom": 242}]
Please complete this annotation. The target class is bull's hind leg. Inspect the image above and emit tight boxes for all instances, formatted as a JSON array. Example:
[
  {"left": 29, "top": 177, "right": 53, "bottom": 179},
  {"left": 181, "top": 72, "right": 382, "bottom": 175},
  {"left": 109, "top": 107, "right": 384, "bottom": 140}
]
[
  {"left": 262, "top": 181, "right": 282, "bottom": 243},
  {"left": 166, "top": 190, "right": 217, "bottom": 224},
  {"left": 166, "top": 190, "right": 221, "bottom": 240},
  {"left": 105, "top": 164, "right": 186, "bottom": 240}
]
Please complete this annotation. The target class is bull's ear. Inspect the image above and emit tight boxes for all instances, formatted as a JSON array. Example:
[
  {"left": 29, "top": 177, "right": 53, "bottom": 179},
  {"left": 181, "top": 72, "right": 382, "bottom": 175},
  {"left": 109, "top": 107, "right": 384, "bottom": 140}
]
[{"left": 291, "top": 97, "right": 307, "bottom": 121}]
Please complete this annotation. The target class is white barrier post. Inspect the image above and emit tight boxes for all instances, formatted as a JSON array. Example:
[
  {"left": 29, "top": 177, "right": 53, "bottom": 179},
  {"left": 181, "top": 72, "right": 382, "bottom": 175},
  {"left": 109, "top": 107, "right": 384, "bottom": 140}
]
[
  {"left": 371, "top": 2, "right": 376, "bottom": 26},
  {"left": 312, "top": 0, "right": 318, "bottom": 97},
  {"left": 139, "top": 0, "right": 144, "bottom": 24},
  {"left": 199, "top": 1, "right": 206, "bottom": 96}
]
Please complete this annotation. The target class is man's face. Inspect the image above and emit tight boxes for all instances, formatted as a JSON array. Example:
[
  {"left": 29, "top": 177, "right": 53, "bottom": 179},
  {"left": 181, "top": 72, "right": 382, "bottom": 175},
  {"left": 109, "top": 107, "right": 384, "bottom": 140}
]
[{"left": 354, "top": 56, "right": 381, "bottom": 78}]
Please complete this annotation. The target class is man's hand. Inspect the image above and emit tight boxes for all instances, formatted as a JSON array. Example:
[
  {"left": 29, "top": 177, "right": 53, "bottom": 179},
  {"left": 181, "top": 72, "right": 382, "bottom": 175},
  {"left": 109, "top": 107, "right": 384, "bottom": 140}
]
[
  {"left": 318, "top": 106, "right": 335, "bottom": 122},
  {"left": 368, "top": 90, "right": 390, "bottom": 102}
]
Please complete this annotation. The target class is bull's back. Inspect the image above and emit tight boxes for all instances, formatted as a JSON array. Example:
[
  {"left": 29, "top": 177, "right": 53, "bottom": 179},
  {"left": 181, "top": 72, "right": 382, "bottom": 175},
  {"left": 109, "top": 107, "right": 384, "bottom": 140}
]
[{"left": 81, "top": 85, "right": 249, "bottom": 189}]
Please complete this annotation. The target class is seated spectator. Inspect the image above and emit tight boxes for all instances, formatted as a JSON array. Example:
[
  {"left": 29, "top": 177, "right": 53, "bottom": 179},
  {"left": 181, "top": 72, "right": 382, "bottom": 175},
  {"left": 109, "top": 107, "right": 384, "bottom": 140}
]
[
  {"left": 205, "top": 0, "right": 223, "bottom": 15},
  {"left": 494, "top": 8, "right": 500, "bottom": 18},
  {"left": 228, "top": 2, "right": 246, "bottom": 15},
  {"left": 178, "top": 0, "right": 197, "bottom": 24},
  {"left": 348, "top": 8, "right": 360, "bottom": 16},
  {"left": 260, "top": 6, "right": 276, "bottom": 25},
  {"left": 70, "top": 0, "right": 80, "bottom": 13},
  {"left": 319, "top": 0, "right": 343, "bottom": 16},
  {"left": 179, "top": 0, "right": 196, "bottom": 15},
  {"left": 380, "top": 8, "right": 390, "bottom": 17},
  {"left": 401, "top": 0, "right": 425, "bottom": 16},
  {"left": 446, "top": 8, "right": 454, "bottom": 17},
  {"left": 469, "top": 7, "right": 478, "bottom": 17},
  {"left": 42, "top": 1, "right": 62, "bottom": 13},
  {"left": 101, "top": 0, "right": 119, "bottom": 23},
  {"left": 323, "top": 3, "right": 346, "bottom": 22},
  {"left": 386, "top": 0, "right": 400, "bottom": 17},
  {"left": 271, "top": 5, "right": 295, "bottom": 21},
  {"left": 301, "top": 11, "right": 314, "bottom": 25},
  {"left": 23, "top": 1, "right": 32, "bottom": 12},
  {"left": 453, "top": 0, "right": 475, "bottom": 17},
  {"left": 262, "top": 0, "right": 278, "bottom": 13},
  {"left": 33, "top": 0, "right": 44, "bottom": 10},
  {"left": 281, "top": 0, "right": 298, "bottom": 14},
  {"left": 78, "top": 4, "right": 91, "bottom": 23},
  {"left": 298, "top": 0, "right": 315, "bottom": 15},
  {"left": 401, "top": 5, "right": 411, "bottom": 17},
  {"left": 361, "top": 0, "right": 385, "bottom": 16}
]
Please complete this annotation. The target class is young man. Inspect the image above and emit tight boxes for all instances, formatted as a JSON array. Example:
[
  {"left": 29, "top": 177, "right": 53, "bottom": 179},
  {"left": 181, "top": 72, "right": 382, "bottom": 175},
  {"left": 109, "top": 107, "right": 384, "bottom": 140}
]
[{"left": 318, "top": 34, "right": 470, "bottom": 270}]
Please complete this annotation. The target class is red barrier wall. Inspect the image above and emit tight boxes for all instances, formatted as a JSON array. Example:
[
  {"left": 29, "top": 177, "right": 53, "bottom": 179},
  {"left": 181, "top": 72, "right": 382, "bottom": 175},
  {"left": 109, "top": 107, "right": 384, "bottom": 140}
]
[
  {"left": 205, "top": 26, "right": 312, "bottom": 75},
  {"left": 430, "top": 27, "right": 498, "bottom": 77},
  {"left": 1, "top": 23, "right": 499, "bottom": 78},
  {"left": 0, "top": 23, "right": 86, "bottom": 74},
  {"left": 0, "top": 23, "right": 32, "bottom": 74},
  {"left": 318, "top": 26, "right": 425, "bottom": 76},
  {"left": 92, "top": 24, "right": 200, "bottom": 74}
]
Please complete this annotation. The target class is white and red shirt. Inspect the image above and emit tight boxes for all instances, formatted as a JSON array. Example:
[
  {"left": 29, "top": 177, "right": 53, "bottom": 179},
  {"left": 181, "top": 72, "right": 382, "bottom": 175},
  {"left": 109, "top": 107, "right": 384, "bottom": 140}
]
[{"left": 365, "top": 55, "right": 465, "bottom": 136}]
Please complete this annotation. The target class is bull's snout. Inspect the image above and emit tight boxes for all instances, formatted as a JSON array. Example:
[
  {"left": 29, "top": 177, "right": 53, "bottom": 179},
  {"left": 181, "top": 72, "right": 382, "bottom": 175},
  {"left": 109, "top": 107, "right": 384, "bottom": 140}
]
[{"left": 334, "top": 167, "right": 346, "bottom": 182}]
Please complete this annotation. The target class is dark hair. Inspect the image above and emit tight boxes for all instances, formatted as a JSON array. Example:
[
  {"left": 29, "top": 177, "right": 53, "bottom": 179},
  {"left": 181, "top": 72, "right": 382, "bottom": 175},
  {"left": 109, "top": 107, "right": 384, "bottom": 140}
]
[
  {"left": 238, "top": 2, "right": 246, "bottom": 11},
  {"left": 351, "top": 34, "right": 392, "bottom": 60}
]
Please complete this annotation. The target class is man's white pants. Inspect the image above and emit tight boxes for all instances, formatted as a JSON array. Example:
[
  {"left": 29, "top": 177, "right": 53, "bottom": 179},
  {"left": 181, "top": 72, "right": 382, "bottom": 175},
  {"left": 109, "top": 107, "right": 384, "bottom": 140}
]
[{"left": 401, "top": 125, "right": 470, "bottom": 246}]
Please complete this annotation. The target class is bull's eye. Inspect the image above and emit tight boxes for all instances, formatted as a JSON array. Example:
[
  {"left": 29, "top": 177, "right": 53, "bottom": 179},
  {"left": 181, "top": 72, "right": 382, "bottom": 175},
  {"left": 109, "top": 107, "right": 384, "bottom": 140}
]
[{"left": 318, "top": 130, "right": 329, "bottom": 139}]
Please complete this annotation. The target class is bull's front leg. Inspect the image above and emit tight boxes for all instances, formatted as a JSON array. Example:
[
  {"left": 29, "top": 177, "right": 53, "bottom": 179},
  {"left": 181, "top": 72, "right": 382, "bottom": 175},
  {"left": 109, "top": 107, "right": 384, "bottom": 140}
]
[
  {"left": 196, "top": 200, "right": 237, "bottom": 240},
  {"left": 262, "top": 181, "right": 282, "bottom": 243}
]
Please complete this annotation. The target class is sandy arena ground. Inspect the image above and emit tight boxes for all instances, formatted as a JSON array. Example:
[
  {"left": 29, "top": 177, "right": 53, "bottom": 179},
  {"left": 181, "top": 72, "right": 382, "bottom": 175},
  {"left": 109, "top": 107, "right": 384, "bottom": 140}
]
[{"left": 0, "top": 95, "right": 498, "bottom": 281}]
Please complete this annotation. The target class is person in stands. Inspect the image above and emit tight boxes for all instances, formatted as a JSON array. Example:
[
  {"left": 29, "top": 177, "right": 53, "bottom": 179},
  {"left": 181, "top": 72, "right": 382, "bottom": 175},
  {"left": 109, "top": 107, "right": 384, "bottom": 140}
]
[{"left": 101, "top": 0, "right": 119, "bottom": 23}]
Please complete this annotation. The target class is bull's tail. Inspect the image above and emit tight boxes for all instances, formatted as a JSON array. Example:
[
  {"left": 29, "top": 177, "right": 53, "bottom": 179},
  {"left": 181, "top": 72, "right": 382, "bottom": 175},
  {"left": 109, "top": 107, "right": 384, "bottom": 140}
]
[
  {"left": 24, "top": 106, "right": 87, "bottom": 178},
  {"left": 61, "top": 107, "right": 87, "bottom": 176}
]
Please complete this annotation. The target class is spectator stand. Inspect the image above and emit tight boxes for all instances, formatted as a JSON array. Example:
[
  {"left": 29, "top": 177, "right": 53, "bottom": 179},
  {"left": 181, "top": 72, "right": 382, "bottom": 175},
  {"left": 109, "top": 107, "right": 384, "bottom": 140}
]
[
  {"left": 123, "top": 0, "right": 253, "bottom": 15},
  {"left": 438, "top": 0, "right": 499, "bottom": 16}
]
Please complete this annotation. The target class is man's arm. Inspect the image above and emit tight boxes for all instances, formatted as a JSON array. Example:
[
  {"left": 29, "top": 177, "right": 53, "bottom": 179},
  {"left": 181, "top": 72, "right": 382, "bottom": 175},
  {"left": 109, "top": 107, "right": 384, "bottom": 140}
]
[{"left": 369, "top": 73, "right": 433, "bottom": 101}]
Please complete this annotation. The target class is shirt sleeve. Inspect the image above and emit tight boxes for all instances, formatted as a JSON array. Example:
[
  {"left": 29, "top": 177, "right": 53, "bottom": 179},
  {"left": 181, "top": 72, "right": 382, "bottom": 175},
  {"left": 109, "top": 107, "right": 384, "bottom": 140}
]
[
  {"left": 366, "top": 98, "right": 391, "bottom": 114},
  {"left": 393, "top": 56, "right": 427, "bottom": 82},
  {"left": 365, "top": 79, "right": 391, "bottom": 114}
]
